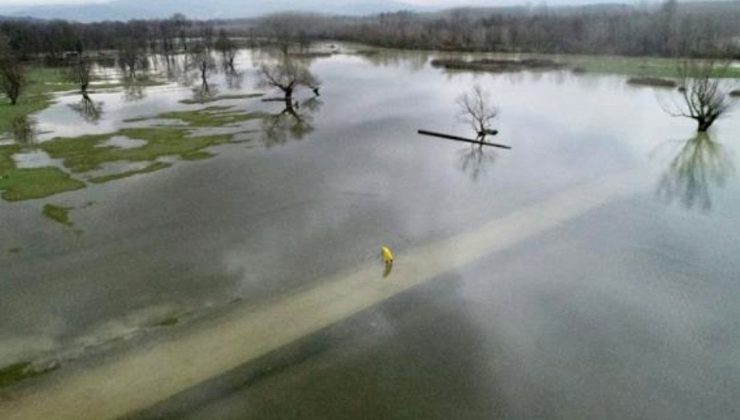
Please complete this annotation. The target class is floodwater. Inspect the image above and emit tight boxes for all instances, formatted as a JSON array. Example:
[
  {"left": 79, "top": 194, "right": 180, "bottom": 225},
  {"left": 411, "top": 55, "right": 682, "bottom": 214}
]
[{"left": 1, "top": 46, "right": 740, "bottom": 419}]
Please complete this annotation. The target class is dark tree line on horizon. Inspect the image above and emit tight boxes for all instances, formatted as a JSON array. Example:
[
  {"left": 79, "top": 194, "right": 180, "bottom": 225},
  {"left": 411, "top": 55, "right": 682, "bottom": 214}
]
[
  {"left": 247, "top": 1, "right": 740, "bottom": 58},
  {"left": 0, "top": 1, "right": 740, "bottom": 64}
]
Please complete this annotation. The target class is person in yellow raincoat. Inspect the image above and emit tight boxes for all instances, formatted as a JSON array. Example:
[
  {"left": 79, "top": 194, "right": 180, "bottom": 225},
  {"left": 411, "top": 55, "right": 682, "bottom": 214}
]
[{"left": 381, "top": 245, "right": 394, "bottom": 278}]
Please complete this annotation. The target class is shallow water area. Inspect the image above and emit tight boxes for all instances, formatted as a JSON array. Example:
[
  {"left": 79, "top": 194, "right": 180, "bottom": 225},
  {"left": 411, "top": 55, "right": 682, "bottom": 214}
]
[{"left": 1, "top": 46, "right": 740, "bottom": 420}]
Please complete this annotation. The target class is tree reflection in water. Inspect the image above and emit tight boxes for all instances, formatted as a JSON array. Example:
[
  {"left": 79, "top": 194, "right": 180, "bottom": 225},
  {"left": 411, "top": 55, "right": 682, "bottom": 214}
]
[
  {"left": 191, "top": 83, "right": 219, "bottom": 103},
  {"left": 123, "top": 79, "right": 146, "bottom": 102},
  {"left": 261, "top": 97, "right": 322, "bottom": 148},
  {"left": 657, "top": 132, "right": 734, "bottom": 211},
  {"left": 11, "top": 116, "right": 36, "bottom": 146},
  {"left": 458, "top": 145, "right": 496, "bottom": 181},
  {"left": 224, "top": 66, "right": 244, "bottom": 90},
  {"left": 68, "top": 93, "right": 103, "bottom": 123}
]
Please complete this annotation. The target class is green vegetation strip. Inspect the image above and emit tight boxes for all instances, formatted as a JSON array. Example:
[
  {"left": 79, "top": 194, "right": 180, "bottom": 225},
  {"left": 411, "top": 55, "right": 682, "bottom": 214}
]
[
  {"left": 179, "top": 93, "right": 264, "bottom": 104},
  {"left": 0, "top": 144, "right": 20, "bottom": 174},
  {"left": 125, "top": 107, "right": 269, "bottom": 127},
  {"left": 88, "top": 162, "right": 172, "bottom": 184},
  {"left": 41, "top": 127, "right": 237, "bottom": 173},
  {"left": 564, "top": 55, "right": 740, "bottom": 78},
  {"left": 42, "top": 204, "right": 73, "bottom": 226},
  {"left": 0, "top": 361, "right": 58, "bottom": 389},
  {"left": 154, "top": 317, "right": 180, "bottom": 327},
  {"left": 1, "top": 105, "right": 267, "bottom": 201},
  {"left": 0, "top": 167, "right": 85, "bottom": 202}
]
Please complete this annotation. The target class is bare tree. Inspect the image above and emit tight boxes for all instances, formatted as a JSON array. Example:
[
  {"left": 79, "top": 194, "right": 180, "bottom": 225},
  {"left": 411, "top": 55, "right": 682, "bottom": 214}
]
[
  {"left": 68, "top": 55, "right": 92, "bottom": 94},
  {"left": 258, "top": 55, "right": 320, "bottom": 110},
  {"left": 297, "top": 30, "right": 311, "bottom": 52},
  {"left": 0, "top": 37, "right": 25, "bottom": 105},
  {"left": 188, "top": 40, "right": 214, "bottom": 93},
  {"left": 118, "top": 39, "right": 145, "bottom": 80},
  {"left": 199, "top": 23, "right": 215, "bottom": 52},
  {"left": 214, "top": 29, "right": 238, "bottom": 70},
  {"left": 171, "top": 13, "right": 191, "bottom": 52},
  {"left": 663, "top": 60, "right": 736, "bottom": 132},
  {"left": 457, "top": 84, "right": 498, "bottom": 144}
]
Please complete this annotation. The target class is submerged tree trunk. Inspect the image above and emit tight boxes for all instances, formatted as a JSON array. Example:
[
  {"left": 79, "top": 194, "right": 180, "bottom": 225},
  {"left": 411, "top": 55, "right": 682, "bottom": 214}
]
[
  {"left": 698, "top": 118, "right": 709, "bottom": 132},
  {"left": 282, "top": 85, "right": 294, "bottom": 109}
]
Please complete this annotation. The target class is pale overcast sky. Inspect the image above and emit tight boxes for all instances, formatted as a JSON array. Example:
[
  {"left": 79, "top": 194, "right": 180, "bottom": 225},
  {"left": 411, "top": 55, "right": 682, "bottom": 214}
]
[
  {"left": 0, "top": 0, "right": 102, "bottom": 4},
  {"left": 0, "top": 0, "right": 491, "bottom": 5},
  {"left": 0, "top": 0, "right": 107, "bottom": 4}
]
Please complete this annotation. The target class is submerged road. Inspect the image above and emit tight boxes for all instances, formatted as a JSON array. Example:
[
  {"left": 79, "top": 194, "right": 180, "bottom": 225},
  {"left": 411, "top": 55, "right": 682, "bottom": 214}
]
[{"left": 0, "top": 171, "right": 646, "bottom": 420}]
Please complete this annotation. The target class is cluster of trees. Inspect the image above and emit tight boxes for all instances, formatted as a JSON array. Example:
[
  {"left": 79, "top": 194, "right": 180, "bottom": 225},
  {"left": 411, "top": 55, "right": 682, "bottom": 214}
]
[
  {"left": 2, "top": 2, "right": 739, "bottom": 62},
  {"left": 0, "top": 13, "right": 244, "bottom": 106},
  {"left": 0, "top": 14, "right": 225, "bottom": 63},
  {"left": 247, "top": 1, "right": 740, "bottom": 58}
]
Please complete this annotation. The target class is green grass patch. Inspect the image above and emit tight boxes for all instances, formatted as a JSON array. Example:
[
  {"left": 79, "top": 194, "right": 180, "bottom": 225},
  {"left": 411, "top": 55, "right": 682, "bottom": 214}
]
[
  {"left": 42, "top": 203, "right": 73, "bottom": 226},
  {"left": 563, "top": 55, "right": 740, "bottom": 78},
  {"left": 0, "top": 361, "right": 59, "bottom": 389},
  {"left": 0, "top": 74, "right": 266, "bottom": 202},
  {"left": 88, "top": 161, "right": 172, "bottom": 184},
  {"left": 179, "top": 93, "right": 264, "bottom": 105},
  {"left": 0, "top": 167, "right": 86, "bottom": 202},
  {"left": 0, "top": 144, "right": 21, "bottom": 174},
  {"left": 42, "top": 127, "right": 236, "bottom": 173},
  {"left": 125, "top": 107, "right": 269, "bottom": 127}
]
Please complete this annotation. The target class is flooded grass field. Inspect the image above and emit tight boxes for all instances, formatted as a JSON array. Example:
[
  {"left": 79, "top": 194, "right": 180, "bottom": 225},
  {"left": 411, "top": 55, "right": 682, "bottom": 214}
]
[{"left": 1, "top": 46, "right": 740, "bottom": 419}]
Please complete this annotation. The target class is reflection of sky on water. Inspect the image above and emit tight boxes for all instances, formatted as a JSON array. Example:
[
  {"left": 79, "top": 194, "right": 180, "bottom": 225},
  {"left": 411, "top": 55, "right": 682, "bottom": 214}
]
[{"left": 2, "top": 45, "right": 740, "bottom": 419}]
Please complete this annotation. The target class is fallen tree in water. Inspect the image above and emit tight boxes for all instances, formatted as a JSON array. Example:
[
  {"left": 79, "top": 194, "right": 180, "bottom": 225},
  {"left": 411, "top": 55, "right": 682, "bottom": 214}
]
[{"left": 418, "top": 130, "right": 511, "bottom": 150}]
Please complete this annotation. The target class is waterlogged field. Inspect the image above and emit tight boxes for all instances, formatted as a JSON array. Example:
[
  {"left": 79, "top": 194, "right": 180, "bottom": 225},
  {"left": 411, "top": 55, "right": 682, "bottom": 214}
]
[{"left": 1, "top": 46, "right": 740, "bottom": 419}]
